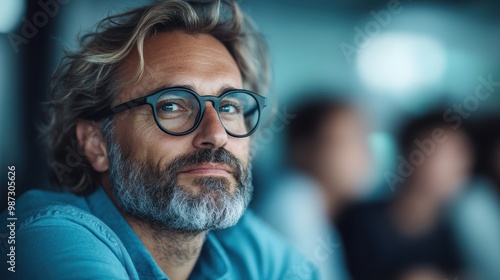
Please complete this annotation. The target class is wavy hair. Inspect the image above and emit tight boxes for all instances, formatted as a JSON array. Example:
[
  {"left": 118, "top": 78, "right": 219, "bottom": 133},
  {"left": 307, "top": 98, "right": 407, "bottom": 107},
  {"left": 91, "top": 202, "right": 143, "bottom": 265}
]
[{"left": 41, "top": 0, "right": 270, "bottom": 195}]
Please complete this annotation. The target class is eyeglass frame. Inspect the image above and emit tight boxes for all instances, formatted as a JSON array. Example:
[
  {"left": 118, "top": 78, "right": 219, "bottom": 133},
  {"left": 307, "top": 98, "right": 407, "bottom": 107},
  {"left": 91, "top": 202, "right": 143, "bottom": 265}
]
[{"left": 96, "top": 87, "right": 267, "bottom": 138}]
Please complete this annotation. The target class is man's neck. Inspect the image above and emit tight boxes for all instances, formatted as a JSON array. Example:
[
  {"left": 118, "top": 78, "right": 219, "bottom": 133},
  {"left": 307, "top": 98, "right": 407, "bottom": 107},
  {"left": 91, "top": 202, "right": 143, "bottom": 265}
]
[{"left": 126, "top": 216, "right": 206, "bottom": 280}]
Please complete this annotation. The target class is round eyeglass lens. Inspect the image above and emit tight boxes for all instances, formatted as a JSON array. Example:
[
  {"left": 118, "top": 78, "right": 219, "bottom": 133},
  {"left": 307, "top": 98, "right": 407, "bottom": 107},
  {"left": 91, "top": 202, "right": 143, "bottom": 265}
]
[
  {"left": 155, "top": 90, "right": 200, "bottom": 134},
  {"left": 218, "top": 91, "right": 260, "bottom": 136}
]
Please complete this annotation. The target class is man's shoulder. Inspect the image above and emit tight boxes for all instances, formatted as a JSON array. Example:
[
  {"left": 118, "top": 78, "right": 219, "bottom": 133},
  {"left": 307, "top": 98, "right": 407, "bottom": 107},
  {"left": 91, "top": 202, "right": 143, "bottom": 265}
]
[
  {"left": 4, "top": 188, "right": 129, "bottom": 242},
  {"left": 0, "top": 189, "right": 133, "bottom": 279},
  {"left": 11, "top": 188, "right": 89, "bottom": 212},
  {"left": 212, "top": 210, "right": 319, "bottom": 279},
  {"left": 2, "top": 188, "right": 90, "bottom": 227},
  {"left": 1, "top": 188, "right": 117, "bottom": 245}
]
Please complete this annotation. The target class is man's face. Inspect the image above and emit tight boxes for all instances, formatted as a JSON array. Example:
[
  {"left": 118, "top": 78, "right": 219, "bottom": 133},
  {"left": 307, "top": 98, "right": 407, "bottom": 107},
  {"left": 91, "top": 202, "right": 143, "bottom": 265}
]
[{"left": 105, "top": 31, "right": 253, "bottom": 231}]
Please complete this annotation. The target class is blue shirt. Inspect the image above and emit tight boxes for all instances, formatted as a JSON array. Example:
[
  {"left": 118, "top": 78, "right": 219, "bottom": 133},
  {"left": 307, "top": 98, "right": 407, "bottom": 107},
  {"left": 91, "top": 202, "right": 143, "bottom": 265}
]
[{"left": 0, "top": 187, "right": 318, "bottom": 279}]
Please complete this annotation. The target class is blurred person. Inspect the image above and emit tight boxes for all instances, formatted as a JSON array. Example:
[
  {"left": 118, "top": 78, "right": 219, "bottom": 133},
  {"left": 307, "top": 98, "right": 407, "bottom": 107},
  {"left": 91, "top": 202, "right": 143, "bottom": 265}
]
[
  {"left": 255, "top": 97, "right": 373, "bottom": 280},
  {"left": 450, "top": 117, "right": 500, "bottom": 280},
  {"left": 0, "top": 1, "right": 318, "bottom": 279},
  {"left": 338, "top": 112, "right": 473, "bottom": 280}
]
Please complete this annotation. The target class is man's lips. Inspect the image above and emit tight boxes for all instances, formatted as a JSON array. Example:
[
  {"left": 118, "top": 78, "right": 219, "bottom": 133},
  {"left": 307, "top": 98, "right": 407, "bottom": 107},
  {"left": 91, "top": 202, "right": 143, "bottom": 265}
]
[{"left": 179, "top": 163, "right": 233, "bottom": 176}]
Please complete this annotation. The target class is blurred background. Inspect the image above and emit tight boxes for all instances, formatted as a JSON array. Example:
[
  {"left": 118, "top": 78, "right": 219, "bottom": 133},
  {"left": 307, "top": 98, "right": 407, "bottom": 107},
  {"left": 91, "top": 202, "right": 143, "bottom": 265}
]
[{"left": 1, "top": 0, "right": 499, "bottom": 279}]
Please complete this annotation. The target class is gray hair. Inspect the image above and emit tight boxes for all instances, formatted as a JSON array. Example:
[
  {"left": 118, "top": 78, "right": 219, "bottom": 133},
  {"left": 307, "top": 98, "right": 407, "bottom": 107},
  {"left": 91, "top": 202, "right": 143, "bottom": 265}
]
[{"left": 42, "top": 0, "right": 270, "bottom": 195}]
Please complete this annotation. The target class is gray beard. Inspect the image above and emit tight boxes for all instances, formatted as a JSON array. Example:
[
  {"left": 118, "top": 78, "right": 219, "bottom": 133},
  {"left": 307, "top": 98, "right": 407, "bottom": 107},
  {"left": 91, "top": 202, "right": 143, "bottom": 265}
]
[{"left": 105, "top": 134, "right": 253, "bottom": 232}]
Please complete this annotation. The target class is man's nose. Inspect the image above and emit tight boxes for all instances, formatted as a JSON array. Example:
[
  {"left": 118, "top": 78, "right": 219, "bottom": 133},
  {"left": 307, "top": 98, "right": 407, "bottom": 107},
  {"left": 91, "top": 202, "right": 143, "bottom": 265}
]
[{"left": 192, "top": 102, "right": 228, "bottom": 149}]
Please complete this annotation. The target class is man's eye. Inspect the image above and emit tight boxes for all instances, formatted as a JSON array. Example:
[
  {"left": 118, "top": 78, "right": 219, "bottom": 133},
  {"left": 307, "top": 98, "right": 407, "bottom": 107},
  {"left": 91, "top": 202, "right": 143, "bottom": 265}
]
[
  {"left": 160, "top": 102, "right": 184, "bottom": 112},
  {"left": 219, "top": 104, "right": 240, "bottom": 114}
]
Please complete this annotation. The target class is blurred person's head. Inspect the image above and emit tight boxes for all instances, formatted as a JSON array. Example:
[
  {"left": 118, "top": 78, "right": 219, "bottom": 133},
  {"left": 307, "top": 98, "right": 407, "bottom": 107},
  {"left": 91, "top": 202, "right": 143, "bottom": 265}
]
[
  {"left": 287, "top": 97, "right": 372, "bottom": 208},
  {"left": 41, "top": 0, "right": 269, "bottom": 232},
  {"left": 397, "top": 112, "right": 474, "bottom": 204}
]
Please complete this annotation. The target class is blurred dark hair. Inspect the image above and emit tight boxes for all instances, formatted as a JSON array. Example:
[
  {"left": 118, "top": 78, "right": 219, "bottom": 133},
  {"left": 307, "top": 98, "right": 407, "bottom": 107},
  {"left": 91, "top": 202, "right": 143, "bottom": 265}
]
[
  {"left": 471, "top": 116, "right": 500, "bottom": 188},
  {"left": 286, "top": 95, "right": 351, "bottom": 166},
  {"left": 397, "top": 111, "right": 472, "bottom": 160}
]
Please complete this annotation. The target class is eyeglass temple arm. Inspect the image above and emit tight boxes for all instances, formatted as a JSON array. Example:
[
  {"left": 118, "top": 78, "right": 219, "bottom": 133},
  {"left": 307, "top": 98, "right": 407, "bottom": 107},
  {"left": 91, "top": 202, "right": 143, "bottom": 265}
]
[
  {"left": 94, "top": 96, "right": 148, "bottom": 120},
  {"left": 243, "top": 106, "right": 259, "bottom": 118},
  {"left": 242, "top": 96, "right": 267, "bottom": 118}
]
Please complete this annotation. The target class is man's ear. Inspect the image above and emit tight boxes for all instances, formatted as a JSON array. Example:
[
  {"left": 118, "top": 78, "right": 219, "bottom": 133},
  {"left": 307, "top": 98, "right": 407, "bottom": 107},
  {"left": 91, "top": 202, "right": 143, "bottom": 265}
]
[{"left": 76, "top": 120, "right": 109, "bottom": 172}]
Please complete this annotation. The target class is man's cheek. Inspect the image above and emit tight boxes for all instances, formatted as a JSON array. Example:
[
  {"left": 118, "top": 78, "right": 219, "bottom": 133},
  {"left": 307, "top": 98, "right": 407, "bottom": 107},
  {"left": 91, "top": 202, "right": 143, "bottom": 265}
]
[
  {"left": 233, "top": 139, "right": 251, "bottom": 160},
  {"left": 117, "top": 117, "right": 159, "bottom": 159},
  {"left": 148, "top": 136, "right": 192, "bottom": 166}
]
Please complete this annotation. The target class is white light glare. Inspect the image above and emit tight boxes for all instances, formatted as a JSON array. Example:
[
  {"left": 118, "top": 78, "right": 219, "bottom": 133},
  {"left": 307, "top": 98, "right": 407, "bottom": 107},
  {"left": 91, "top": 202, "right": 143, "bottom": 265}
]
[
  {"left": 0, "top": 0, "right": 26, "bottom": 33},
  {"left": 356, "top": 32, "right": 447, "bottom": 95}
]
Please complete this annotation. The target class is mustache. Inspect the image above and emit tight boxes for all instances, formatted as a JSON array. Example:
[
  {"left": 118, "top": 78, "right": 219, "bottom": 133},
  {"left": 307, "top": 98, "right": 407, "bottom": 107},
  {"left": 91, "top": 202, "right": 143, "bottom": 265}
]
[{"left": 165, "top": 148, "right": 244, "bottom": 181}]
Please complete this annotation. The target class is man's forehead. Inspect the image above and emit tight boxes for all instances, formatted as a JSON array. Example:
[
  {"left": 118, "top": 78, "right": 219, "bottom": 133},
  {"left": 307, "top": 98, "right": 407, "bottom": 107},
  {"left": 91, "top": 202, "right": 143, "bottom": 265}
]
[{"left": 117, "top": 31, "right": 243, "bottom": 103}]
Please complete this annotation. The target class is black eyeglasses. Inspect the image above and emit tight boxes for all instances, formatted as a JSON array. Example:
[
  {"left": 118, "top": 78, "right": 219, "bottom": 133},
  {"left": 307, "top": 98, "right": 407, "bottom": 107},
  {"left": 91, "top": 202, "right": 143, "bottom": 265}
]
[{"left": 98, "top": 87, "right": 267, "bottom": 138}]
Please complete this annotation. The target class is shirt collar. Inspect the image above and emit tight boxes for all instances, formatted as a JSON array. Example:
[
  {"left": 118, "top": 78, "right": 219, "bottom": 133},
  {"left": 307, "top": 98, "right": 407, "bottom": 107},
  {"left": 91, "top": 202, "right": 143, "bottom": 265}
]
[{"left": 86, "top": 187, "right": 167, "bottom": 279}]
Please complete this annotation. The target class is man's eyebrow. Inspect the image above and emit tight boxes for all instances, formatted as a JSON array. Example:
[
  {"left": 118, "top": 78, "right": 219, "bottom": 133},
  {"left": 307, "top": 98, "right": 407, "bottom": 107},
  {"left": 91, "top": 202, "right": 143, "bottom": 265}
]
[
  {"left": 145, "top": 83, "right": 239, "bottom": 96},
  {"left": 217, "top": 84, "right": 238, "bottom": 95}
]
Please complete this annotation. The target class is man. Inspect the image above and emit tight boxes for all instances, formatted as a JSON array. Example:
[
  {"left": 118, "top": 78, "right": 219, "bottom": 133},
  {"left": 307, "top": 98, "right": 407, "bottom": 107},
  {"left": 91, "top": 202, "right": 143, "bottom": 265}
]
[{"left": 0, "top": 1, "right": 317, "bottom": 279}]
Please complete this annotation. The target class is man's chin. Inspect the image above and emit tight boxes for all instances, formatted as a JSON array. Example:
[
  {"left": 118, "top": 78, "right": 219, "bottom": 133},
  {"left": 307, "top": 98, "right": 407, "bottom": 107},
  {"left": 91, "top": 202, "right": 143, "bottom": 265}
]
[
  {"left": 120, "top": 186, "right": 246, "bottom": 231},
  {"left": 143, "top": 208, "right": 245, "bottom": 232}
]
